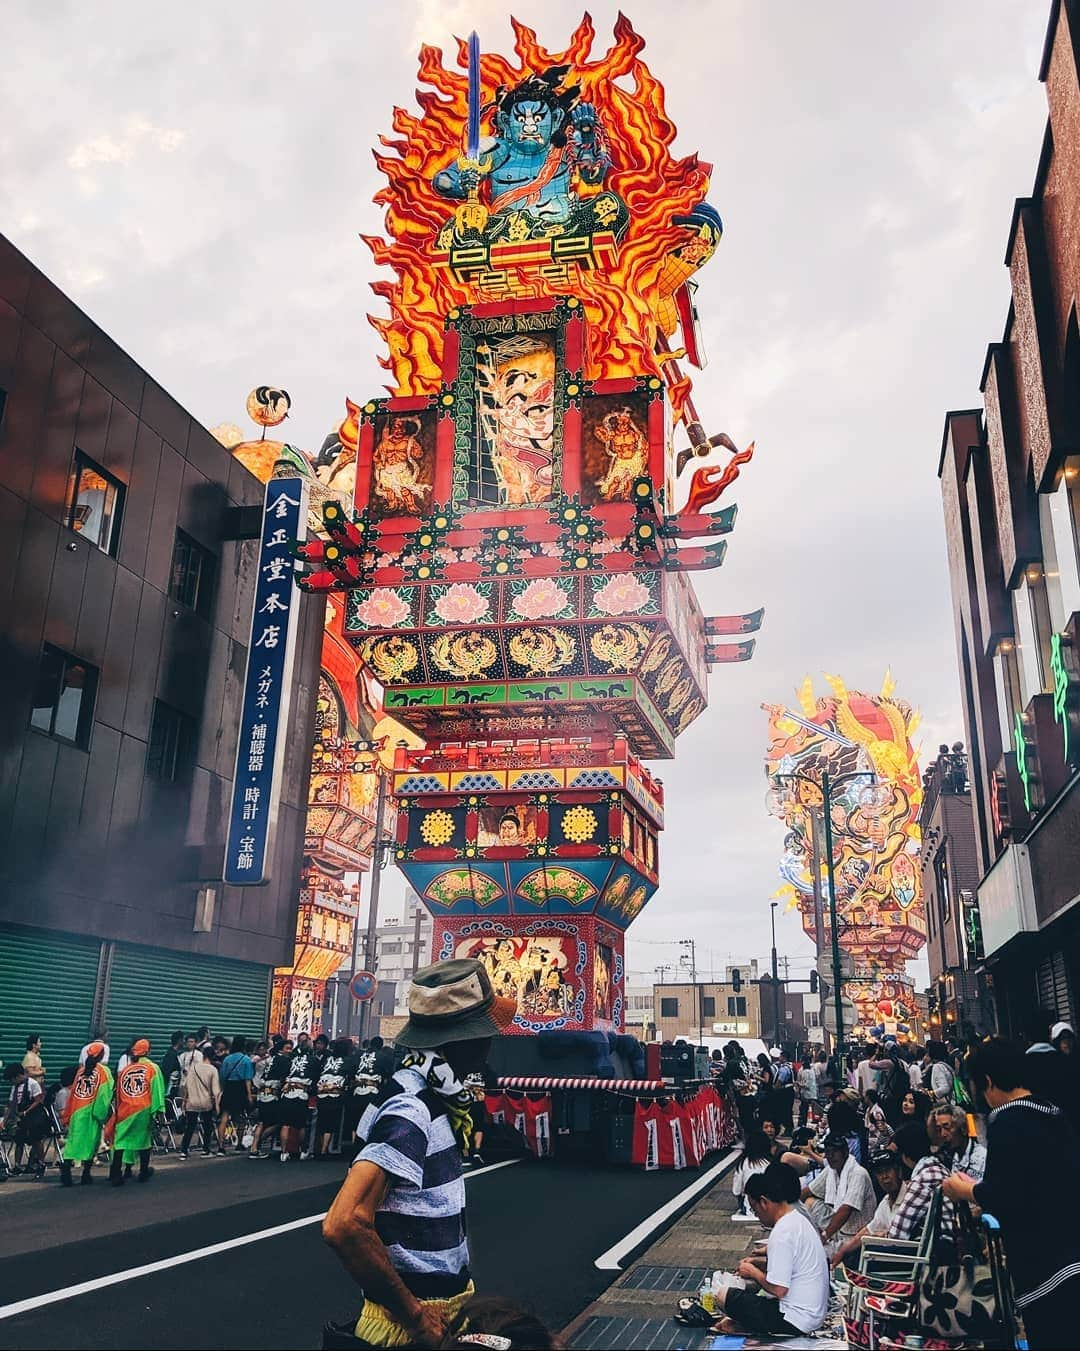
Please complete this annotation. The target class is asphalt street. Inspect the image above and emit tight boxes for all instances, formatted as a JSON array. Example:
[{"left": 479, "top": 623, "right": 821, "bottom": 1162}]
[{"left": 0, "top": 1154, "right": 709, "bottom": 1349}]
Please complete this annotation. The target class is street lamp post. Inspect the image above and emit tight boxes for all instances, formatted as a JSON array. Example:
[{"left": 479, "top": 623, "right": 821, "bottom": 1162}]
[
  {"left": 358, "top": 767, "right": 390, "bottom": 1044},
  {"left": 769, "top": 901, "right": 780, "bottom": 1045},
  {"left": 771, "top": 768, "right": 876, "bottom": 1079}
]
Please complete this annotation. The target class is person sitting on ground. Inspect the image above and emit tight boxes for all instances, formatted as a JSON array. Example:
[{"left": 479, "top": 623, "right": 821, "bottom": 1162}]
[
  {"left": 759, "top": 1115, "right": 782, "bottom": 1150},
  {"left": 825, "top": 1088, "right": 865, "bottom": 1161},
  {"left": 886, "top": 1120, "right": 953, "bottom": 1242},
  {"left": 800, "top": 1131, "right": 876, "bottom": 1257},
  {"left": 711, "top": 1163, "right": 830, "bottom": 1339},
  {"left": 829, "top": 1151, "right": 907, "bottom": 1270},
  {"left": 3, "top": 1062, "right": 49, "bottom": 1178},
  {"left": 731, "top": 1128, "right": 775, "bottom": 1217},
  {"left": 779, "top": 1124, "right": 824, "bottom": 1178},
  {"left": 928, "top": 1103, "right": 986, "bottom": 1181},
  {"left": 898, "top": 1087, "right": 929, "bottom": 1123},
  {"left": 439, "top": 1296, "right": 559, "bottom": 1350},
  {"left": 322, "top": 959, "right": 517, "bottom": 1349},
  {"left": 943, "top": 1036, "right": 1080, "bottom": 1351}
]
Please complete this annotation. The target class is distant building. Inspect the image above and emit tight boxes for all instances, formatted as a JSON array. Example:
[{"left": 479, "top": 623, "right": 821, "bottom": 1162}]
[
  {"left": 654, "top": 963, "right": 762, "bottom": 1042},
  {"left": 0, "top": 235, "right": 323, "bottom": 1069},
  {"left": 937, "top": 3, "right": 1080, "bottom": 1035},
  {"left": 623, "top": 973, "right": 655, "bottom": 1039},
  {"left": 918, "top": 744, "right": 995, "bottom": 1039},
  {"left": 373, "top": 889, "right": 433, "bottom": 1018}
]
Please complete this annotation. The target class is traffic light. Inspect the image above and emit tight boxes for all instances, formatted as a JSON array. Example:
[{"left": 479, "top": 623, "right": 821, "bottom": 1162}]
[
  {"left": 810, "top": 969, "right": 818, "bottom": 994},
  {"left": 731, "top": 968, "right": 742, "bottom": 993}
]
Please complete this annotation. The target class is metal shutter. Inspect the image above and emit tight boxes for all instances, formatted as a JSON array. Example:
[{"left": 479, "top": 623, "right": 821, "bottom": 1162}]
[
  {"left": 1036, "top": 950, "right": 1074, "bottom": 1025},
  {"left": 0, "top": 925, "right": 103, "bottom": 1074},
  {"left": 105, "top": 943, "right": 271, "bottom": 1055}
]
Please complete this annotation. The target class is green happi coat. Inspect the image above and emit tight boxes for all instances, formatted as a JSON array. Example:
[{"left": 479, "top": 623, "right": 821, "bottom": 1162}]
[
  {"left": 62, "top": 1064, "right": 114, "bottom": 1163},
  {"left": 113, "top": 1057, "right": 165, "bottom": 1159}
]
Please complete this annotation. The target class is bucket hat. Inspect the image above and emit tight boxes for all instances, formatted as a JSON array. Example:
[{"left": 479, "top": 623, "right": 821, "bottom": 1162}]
[{"left": 394, "top": 958, "right": 517, "bottom": 1049}]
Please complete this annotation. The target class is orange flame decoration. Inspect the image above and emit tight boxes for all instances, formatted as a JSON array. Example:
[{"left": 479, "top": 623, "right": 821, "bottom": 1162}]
[{"left": 363, "top": 14, "right": 714, "bottom": 399}]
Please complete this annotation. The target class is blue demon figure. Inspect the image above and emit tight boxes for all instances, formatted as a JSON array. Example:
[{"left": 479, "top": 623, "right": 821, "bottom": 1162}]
[{"left": 433, "top": 66, "right": 628, "bottom": 245}]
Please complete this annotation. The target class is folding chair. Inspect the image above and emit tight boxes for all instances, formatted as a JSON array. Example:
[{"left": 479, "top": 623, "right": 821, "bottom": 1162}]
[{"left": 843, "top": 1191, "right": 939, "bottom": 1345}]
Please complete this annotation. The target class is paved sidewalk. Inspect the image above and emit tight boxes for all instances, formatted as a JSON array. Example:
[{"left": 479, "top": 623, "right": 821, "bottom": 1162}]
[{"left": 564, "top": 1158, "right": 848, "bottom": 1350}]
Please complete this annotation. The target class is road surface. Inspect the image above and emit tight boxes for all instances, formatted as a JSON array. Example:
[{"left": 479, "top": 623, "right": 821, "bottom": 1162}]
[{"left": 0, "top": 1152, "right": 717, "bottom": 1348}]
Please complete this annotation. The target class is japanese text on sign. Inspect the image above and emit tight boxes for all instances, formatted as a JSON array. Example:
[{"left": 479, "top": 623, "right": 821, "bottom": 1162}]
[{"left": 224, "top": 479, "right": 308, "bottom": 885}]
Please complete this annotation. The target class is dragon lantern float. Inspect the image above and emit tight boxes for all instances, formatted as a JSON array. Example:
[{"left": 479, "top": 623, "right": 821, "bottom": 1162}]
[
  {"left": 295, "top": 16, "right": 761, "bottom": 1038},
  {"left": 764, "top": 675, "right": 926, "bottom": 1039}
]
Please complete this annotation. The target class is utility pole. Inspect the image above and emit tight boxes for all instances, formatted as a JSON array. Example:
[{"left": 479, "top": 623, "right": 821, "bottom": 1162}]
[
  {"left": 680, "top": 938, "right": 701, "bottom": 1044},
  {"left": 358, "top": 767, "right": 390, "bottom": 1043}
]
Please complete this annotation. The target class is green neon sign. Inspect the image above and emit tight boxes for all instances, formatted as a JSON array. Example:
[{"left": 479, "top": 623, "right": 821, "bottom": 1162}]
[
  {"left": 1051, "top": 632, "right": 1070, "bottom": 762},
  {"left": 1015, "top": 709, "right": 1032, "bottom": 813}
]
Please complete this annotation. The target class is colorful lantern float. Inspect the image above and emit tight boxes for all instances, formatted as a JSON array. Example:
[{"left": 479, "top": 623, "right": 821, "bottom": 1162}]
[
  {"left": 764, "top": 675, "right": 926, "bottom": 1039},
  {"left": 291, "top": 16, "right": 762, "bottom": 1050}
]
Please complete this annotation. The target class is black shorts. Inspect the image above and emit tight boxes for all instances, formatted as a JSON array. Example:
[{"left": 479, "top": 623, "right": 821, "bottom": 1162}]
[
  {"left": 278, "top": 1098, "right": 310, "bottom": 1129},
  {"left": 221, "top": 1082, "right": 250, "bottom": 1117},
  {"left": 257, "top": 1100, "right": 280, "bottom": 1126},
  {"left": 722, "top": 1289, "right": 805, "bottom": 1338},
  {"left": 16, "top": 1110, "right": 51, "bottom": 1144},
  {"left": 317, "top": 1099, "right": 344, "bottom": 1133},
  {"left": 468, "top": 1101, "right": 486, "bottom": 1132}
]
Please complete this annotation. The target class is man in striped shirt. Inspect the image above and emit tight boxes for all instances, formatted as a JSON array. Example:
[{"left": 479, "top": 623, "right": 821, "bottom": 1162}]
[{"left": 323, "top": 958, "right": 516, "bottom": 1348}]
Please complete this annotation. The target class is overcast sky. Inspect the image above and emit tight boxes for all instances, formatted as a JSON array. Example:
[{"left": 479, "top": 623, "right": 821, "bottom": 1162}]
[{"left": 3, "top": 2, "right": 1052, "bottom": 992}]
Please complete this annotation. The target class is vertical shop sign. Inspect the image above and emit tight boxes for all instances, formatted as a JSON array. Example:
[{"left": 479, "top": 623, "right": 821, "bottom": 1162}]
[{"left": 224, "top": 477, "right": 308, "bottom": 885}]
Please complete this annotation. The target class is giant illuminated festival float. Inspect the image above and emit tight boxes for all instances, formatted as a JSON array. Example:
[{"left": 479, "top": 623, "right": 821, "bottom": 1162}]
[
  {"left": 277, "top": 13, "right": 762, "bottom": 1067},
  {"left": 221, "top": 19, "right": 760, "bottom": 1104},
  {"left": 764, "top": 676, "right": 926, "bottom": 1040}
]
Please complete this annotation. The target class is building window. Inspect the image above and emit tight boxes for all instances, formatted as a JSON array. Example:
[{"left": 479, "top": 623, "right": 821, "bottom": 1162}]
[
  {"left": 1042, "top": 458, "right": 1080, "bottom": 631},
  {"left": 1013, "top": 567, "right": 1054, "bottom": 706},
  {"left": 169, "top": 530, "right": 217, "bottom": 620},
  {"left": 808, "top": 1010, "right": 820, "bottom": 1028},
  {"left": 660, "top": 997, "right": 679, "bottom": 1018},
  {"left": 30, "top": 644, "right": 97, "bottom": 748},
  {"left": 727, "top": 996, "right": 747, "bottom": 1016},
  {"left": 146, "top": 700, "right": 196, "bottom": 782},
  {"left": 66, "top": 452, "right": 124, "bottom": 556},
  {"left": 702, "top": 996, "right": 716, "bottom": 1018},
  {"left": 934, "top": 847, "right": 952, "bottom": 925},
  {"left": 992, "top": 639, "right": 1024, "bottom": 753},
  {"left": 382, "top": 942, "right": 402, "bottom": 955}
]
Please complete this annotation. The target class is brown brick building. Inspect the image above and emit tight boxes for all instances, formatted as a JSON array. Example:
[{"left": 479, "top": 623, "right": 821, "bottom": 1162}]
[
  {"left": 918, "top": 745, "right": 995, "bottom": 1038},
  {"left": 938, "top": 1, "right": 1080, "bottom": 1036}
]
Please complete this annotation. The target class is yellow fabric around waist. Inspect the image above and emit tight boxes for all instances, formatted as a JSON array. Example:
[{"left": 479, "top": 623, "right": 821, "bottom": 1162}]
[{"left": 352, "top": 1282, "right": 474, "bottom": 1347}]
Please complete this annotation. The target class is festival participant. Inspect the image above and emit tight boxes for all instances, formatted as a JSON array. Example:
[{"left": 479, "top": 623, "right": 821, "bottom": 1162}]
[
  {"left": 344, "top": 1037, "right": 387, "bottom": 1149},
  {"left": 322, "top": 958, "right": 516, "bottom": 1348},
  {"left": 109, "top": 1038, "right": 164, "bottom": 1185},
  {"left": 279, "top": 1037, "right": 319, "bottom": 1162},
  {"left": 59, "top": 1044, "right": 112, "bottom": 1186},
  {"left": 928, "top": 1103, "right": 986, "bottom": 1181},
  {"left": 829, "top": 1152, "right": 906, "bottom": 1270},
  {"left": 250, "top": 1037, "right": 290, "bottom": 1159},
  {"left": 711, "top": 1164, "right": 830, "bottom": 1338},
  {"left": 944, "top": 1037, "right": 1080, "bottom": 1351},
  {"left": 315, "top": 1038, "right": 355, "bottom": 1158},
  {"left": 800, "top": 1132, "right": 876, "bottom": 1257},
  {"left": 3, "top": 1062, "right": 49, "bottom": 1178},
  {"left": 886, "top": 1121, "right": 952, "bottom": 1242}
]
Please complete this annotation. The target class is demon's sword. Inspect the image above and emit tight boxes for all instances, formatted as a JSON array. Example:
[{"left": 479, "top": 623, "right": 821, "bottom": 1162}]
[{"left": 456, "top": 31, "right": 489, "bottom": 237}]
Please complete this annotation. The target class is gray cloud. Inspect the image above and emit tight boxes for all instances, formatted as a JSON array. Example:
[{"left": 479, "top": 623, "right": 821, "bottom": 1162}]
[{"left": 1, "top": 1, "right": 1049, "bottom": 990}]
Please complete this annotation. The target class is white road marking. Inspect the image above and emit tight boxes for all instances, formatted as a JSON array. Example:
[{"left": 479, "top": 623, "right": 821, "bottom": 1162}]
[
  {"left": 0, "top": 1157, "right": 519, "bottom": 1321},
  {"left": 593, "top": 1148, "right": 741, "bottom": 1271}
]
